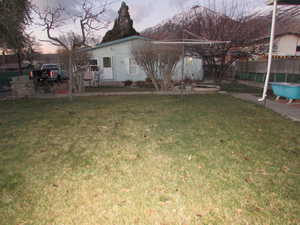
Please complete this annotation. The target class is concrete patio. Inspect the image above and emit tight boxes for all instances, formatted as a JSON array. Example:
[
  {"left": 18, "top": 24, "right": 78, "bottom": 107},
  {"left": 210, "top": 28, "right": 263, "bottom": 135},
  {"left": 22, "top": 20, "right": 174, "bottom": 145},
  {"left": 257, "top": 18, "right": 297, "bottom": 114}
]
[{"left": 232, "top": 93, "right": 300, "bottom": 122}]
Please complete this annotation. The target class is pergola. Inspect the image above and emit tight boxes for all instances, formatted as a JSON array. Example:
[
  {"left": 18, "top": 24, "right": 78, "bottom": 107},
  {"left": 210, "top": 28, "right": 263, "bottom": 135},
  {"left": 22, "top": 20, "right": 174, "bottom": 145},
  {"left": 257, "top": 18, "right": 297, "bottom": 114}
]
[
  {"left": 152, "top": 28, "right": 231, "bottom": 90},
  {"left": 259, "top": 0, "right": 300, "bottom": 102}
]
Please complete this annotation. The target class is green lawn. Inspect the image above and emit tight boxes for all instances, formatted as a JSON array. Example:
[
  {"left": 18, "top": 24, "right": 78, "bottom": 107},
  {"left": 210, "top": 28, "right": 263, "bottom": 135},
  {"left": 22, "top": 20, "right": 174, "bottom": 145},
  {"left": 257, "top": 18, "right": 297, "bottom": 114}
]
[
  {"left": 220, "top": 82, "right": 262, "bottom": 93},
  {"left": 0, "top": 95, "right": 299, "bottom": 225},
  {"left": 85, "top": 82, "right": 262, "bottom": 94},
  {"left": 85, "top": 86, "right": 155, "bottom": 93}
]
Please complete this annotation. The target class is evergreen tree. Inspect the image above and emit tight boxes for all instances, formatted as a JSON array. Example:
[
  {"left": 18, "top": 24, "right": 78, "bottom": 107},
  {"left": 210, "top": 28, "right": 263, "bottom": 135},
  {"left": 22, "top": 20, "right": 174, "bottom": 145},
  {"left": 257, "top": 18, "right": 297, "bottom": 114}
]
[{"left": 0, "top": 0, "right": 31, "bottom": 75}]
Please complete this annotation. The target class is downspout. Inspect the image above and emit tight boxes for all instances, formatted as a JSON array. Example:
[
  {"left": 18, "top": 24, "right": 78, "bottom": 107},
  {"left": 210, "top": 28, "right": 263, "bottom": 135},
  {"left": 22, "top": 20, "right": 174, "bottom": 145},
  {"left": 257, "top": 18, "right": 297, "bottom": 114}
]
[{"left": 259, "top": 0, "right": 278, "bottom": 102}]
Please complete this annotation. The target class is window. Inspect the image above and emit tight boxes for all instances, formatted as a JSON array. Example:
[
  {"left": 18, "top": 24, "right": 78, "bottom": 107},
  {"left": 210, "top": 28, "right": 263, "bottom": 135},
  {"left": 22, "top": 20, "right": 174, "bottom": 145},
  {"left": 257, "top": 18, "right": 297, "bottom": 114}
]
[
  {"left": 187, "top": 57, "right": 193, "bottom": 64},
  {"left": 88, "top": 59, "right": 98, "bottom": 71},
  {"left": 296, "top": 46, "right": 300, "bottom": 52},
  {"left": 89, "top": 59, "right": 98, "bottom": 65},
  {"left": 103, "top": 57, "right": 112, "bottom": 68}
]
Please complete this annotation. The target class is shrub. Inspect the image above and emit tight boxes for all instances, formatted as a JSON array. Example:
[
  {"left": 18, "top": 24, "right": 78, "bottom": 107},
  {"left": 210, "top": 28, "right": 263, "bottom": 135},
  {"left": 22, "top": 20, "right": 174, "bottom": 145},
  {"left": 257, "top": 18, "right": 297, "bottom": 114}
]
[
  {"left": 134, "top": 80, "right": 155, "bottom": 88},
  {"left": 183, "top": 77, "right": 193, "bottom": 85},
  {"left": 145, "top": 77, "right": 152, "bottom": 84},
  {"left": 123, "top": 80, "right": 133, "bottom": 87}
]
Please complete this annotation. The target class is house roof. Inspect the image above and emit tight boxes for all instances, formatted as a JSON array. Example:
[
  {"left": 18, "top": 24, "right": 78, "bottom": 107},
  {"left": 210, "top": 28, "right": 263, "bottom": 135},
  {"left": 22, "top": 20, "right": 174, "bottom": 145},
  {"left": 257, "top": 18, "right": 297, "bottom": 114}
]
[
  {"left": 90, "top": 35, "right": 151, "bottom": 50},
  {"left": 274, "top": 32, "right": 300, "bottom": 38},
  {"left": 254, "top": 32, "right": 300, "bottom": 44}
]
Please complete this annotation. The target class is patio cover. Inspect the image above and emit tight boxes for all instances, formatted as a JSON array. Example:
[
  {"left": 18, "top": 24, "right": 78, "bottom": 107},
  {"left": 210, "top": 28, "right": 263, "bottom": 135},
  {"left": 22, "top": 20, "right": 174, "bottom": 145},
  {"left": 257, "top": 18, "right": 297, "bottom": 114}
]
[{"left": 267, "top": 0, "right": 300, "bottom": 5}]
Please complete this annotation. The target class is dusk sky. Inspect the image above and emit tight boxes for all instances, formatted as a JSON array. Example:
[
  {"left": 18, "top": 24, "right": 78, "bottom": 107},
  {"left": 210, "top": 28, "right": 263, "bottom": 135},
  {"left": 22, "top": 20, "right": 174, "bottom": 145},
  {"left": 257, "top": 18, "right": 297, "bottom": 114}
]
[{"left": 30, "top": 0, "right": 267, "bottom": 53}]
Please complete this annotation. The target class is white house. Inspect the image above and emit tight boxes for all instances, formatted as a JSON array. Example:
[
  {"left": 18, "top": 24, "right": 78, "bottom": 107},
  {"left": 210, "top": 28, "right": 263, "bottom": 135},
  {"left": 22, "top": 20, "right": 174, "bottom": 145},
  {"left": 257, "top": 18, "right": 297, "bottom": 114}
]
[{"left": 86, "top": 36, "right": 203, "bottom": 86}]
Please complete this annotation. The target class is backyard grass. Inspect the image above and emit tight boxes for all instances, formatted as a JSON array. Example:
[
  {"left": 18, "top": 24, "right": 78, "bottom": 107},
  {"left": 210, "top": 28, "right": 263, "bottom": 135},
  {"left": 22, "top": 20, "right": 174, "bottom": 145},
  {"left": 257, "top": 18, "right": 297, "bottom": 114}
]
[
  {"left": 85, "top": 82, "right": 262, "bottom": 94},
  {"left": 85, "top": 86, "right": 155, "bottom": 93},
  {"left": 0, "top": 95, "right": 299, "bottom": 225},
  {"left": 220, "top": 82, "right": 262, "bottom": 93}
]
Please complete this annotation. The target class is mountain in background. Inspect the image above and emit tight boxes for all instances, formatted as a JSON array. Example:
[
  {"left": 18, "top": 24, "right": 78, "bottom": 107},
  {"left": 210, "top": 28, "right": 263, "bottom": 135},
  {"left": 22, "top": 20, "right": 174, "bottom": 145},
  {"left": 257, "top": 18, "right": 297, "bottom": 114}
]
[
  {"left": 142, "top": 4, "right": 300, "bottom": 40},
  {"left": 142, "top": 5, "right": 216, "bottom": 40}
]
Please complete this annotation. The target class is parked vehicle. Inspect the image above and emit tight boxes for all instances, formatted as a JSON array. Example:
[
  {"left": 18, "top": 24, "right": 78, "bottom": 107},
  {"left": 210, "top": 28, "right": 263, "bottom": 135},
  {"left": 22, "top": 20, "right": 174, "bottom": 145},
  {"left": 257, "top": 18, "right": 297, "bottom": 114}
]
[{"left": 29, "top": 64, "right": 65, "bottom": 81}]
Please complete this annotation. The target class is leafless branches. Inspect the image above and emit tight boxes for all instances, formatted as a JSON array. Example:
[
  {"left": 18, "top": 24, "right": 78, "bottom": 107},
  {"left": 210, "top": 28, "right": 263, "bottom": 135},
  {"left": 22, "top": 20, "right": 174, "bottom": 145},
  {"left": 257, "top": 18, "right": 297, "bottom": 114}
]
[
  {"left": 34, "top": 0, "right": 116, "bottom": 49},
  {"left": 34, "top": 6, "right": 69, "bottom": 49},
  {"left": 33, "top": 0, "right": 114, "bottom": 98},
  {"left": 77, "top": 0, "right": 111, "bottom": 45},
  {"left": 132, "top": 42, "right": 181, "bottom": 91},
  {"left": 143, "top": 0, "right": 300, "bottom": 83}
]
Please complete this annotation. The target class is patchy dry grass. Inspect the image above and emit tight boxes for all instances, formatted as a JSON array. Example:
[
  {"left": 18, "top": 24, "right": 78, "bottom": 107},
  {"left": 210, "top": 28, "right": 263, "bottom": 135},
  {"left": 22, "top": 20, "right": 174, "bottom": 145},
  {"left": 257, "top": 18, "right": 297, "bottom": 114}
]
[
  {"left": 85, "top": 86, "right": 155, "bottom": 93},
  {"left": 220, "top": 82, "right": 262, "bottom": 93},
  {"left": 0, "top": 95, "right": 299, "bottom": 225}
]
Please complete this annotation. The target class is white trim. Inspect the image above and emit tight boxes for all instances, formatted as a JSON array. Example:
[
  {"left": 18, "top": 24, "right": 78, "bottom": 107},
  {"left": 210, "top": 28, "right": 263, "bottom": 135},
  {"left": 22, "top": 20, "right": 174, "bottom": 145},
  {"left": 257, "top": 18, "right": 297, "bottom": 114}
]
[{"left": 152, "top": 41, "right": 231, "bottom": 45}]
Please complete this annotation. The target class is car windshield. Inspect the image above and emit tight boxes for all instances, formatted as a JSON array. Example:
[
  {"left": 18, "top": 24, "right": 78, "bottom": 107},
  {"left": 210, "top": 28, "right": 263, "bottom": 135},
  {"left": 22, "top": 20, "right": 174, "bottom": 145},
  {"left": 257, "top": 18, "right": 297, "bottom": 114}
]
[{"left": 42, "top": 65, "right": 59, "bottom": 70}]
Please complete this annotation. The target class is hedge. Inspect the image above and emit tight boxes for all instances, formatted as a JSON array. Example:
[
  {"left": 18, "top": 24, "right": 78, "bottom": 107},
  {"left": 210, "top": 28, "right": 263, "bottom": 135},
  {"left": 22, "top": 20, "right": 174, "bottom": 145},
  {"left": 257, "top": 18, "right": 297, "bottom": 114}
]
[{"left": 0, "top": 71, "right": 30, "bottom": 87}]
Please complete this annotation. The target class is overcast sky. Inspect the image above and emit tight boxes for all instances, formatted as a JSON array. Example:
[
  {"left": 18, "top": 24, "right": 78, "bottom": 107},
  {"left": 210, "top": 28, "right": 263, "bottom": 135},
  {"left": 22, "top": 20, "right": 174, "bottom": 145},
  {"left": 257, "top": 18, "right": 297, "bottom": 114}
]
[{"left": 30, "top": 0, "right": 266, "bottom": 53}]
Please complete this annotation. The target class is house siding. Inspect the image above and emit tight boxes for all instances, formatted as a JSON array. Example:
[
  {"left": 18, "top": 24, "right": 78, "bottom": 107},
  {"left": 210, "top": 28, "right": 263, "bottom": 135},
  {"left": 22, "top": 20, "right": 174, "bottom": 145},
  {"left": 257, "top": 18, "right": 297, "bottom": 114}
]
[
  {"left": 90, "top": 39, "right": 147, "bottom": 81},
  {"left": 275, "top": 34, "right": 300, "bottom": 56},
  {"left": 89, "top": 38, "right": 203, "bottom": 82}
]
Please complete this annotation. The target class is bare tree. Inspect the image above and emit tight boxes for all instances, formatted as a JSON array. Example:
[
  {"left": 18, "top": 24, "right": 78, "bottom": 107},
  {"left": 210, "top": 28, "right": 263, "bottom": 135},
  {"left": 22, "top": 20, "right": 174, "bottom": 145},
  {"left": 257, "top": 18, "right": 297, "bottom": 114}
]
[
  {"left": 131, "top": 42, "right": 181, "bottom": 91},
  {"left": 143, "top": 0, "right": 300, "bottom": 83},
  {"left": 181, "top": 3, "right": 265, "bottom": 83},
  {"left": 22, "top": 36, "right": 41, "bottom": 66},
  {"left": 34, "top": 0, "right": 113, "bottom": 100},
  {"left": 57, "top": 35, "right": 92, "bottom": 93},
  {"left": 72, "top": 49, "right": 91, "bottom": 93},
  {"left": 186, "top": 2, "right": 300, "bottom": 83}
]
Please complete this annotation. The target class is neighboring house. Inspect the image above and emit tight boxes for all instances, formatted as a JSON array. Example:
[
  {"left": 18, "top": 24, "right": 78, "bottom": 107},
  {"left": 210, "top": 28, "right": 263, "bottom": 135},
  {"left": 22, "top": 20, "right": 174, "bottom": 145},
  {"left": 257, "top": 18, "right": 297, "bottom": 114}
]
[
  {"left": 252, "top": 32, "right": 300, "bottom": 59},
  {"left": 273, "top": 33, "right": 300, "bottom": 56},
  {"left": 236, "top": 33, "right": 300, "bottom": 83},
  {"left": 87, "top": 35, "right": 203, "bottom": 85}
]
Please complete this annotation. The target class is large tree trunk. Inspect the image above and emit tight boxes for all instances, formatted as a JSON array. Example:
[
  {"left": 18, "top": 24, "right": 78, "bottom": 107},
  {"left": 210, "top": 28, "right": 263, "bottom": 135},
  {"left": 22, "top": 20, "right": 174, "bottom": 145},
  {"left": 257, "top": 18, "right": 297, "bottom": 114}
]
[
  {"left": 165, "top": 72, "right": 174, "bottom": 91},
  {"left": 72, "top": 70, "right": 85, "bottom": 93},
  {"left": 75, "top": 69, "right": 85, "bottom": 93},
  {"left": 149, "top": 74, "right": 160, "bottom": 91},
  {"left": 162, "top": 77, "right": 170, "bottom": 91},
  {"left": 79, "top": 71, "right": 84, "bottom": 93}
]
